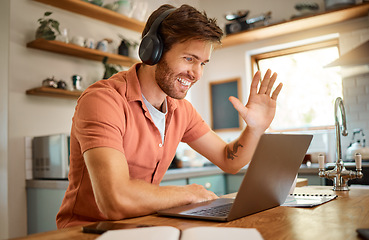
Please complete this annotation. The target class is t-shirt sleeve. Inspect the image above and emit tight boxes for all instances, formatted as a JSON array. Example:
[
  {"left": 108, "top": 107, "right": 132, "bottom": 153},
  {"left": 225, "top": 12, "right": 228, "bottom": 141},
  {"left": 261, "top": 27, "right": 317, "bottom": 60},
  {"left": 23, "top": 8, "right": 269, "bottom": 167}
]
[
  {"left": 181, "top": 100, "right": 211, "bottom": 143},
  {"left": 73, "top": 89, "right": 126, "bottom": 154}
]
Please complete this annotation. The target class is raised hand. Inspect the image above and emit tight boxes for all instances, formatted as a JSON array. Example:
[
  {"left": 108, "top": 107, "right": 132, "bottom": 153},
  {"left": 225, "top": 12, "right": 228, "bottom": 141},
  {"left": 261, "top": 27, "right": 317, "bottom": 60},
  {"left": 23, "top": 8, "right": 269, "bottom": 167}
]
[{"left": 229, "top": 69, "right": 283, "bottom": 135}]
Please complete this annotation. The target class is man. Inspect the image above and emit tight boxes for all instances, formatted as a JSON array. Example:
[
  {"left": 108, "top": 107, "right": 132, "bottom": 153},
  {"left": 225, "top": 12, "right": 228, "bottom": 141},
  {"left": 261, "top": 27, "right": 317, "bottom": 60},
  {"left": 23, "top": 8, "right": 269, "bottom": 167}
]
[{"left": 56, "top": 4, "right": 282, "bottom": 228}]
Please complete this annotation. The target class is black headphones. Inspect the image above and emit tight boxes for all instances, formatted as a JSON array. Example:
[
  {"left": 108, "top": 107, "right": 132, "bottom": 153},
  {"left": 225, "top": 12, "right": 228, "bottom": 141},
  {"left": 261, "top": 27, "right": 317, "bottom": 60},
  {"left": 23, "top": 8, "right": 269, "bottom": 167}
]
[{"left": 139, "top": 8, "right": 176, "bottom": 65}]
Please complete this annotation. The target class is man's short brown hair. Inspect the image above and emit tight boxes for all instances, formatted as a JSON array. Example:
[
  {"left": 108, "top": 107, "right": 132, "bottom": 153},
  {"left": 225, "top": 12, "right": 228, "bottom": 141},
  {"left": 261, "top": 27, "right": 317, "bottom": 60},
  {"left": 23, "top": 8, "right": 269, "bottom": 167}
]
[{"left": 142, "top": 4, "right": 223, "bottom": 55}]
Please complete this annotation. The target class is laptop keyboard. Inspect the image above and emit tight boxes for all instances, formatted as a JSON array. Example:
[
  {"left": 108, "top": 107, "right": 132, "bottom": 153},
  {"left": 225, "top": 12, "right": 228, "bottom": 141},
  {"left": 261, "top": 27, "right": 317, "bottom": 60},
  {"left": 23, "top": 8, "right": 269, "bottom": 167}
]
[{"left": 187, "top": 203, "right": 233, "bottom": 217}]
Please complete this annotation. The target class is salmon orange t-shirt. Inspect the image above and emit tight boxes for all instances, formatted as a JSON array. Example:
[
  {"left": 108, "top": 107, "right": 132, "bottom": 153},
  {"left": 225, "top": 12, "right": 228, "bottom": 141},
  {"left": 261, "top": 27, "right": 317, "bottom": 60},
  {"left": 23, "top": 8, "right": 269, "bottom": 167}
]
[{"left": 56, "top": 63, "right": 210, "bottom": 228}]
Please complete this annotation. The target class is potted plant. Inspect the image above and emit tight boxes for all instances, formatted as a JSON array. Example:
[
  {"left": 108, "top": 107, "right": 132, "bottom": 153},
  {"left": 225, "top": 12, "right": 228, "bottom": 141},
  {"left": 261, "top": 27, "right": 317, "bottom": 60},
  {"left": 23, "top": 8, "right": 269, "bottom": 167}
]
[
  {"left": 102, "top": 57, "right": 123, "bottom": 79},
  {"left": 36, "top": 11, "right": 61, "bottom": 40}
]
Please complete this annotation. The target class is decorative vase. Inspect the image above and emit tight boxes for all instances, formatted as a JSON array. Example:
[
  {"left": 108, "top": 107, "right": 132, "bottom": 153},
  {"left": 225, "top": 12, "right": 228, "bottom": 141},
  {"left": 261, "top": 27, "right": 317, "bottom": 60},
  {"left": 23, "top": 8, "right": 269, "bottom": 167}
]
[{"left": 118, "top": 40, "right": 129, "bottom": 56}]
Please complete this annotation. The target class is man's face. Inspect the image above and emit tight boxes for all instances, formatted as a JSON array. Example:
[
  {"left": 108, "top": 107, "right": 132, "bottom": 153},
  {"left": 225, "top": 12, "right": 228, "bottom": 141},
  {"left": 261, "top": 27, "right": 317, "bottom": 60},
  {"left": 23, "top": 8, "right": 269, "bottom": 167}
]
[{"left": 155, "top": 39, "right": 213, "bottom": 99}]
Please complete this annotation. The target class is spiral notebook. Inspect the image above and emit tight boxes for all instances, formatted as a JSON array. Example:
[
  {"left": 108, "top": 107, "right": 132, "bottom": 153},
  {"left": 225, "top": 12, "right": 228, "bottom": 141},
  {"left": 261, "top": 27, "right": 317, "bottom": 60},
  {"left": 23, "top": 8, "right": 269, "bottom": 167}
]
[
  {"left": 282, "top": 188, "right": 337, "bottom": 207},
  {"left": 282, "top": 193, "right": 337, "bottom": 207}
]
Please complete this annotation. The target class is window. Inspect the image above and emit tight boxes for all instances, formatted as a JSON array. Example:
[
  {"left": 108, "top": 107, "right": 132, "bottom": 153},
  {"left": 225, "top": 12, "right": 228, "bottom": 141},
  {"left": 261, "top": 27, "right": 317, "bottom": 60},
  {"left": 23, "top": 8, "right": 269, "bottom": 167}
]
[{"left": 251, "top": 40, "right": 342, "bottom": 131}]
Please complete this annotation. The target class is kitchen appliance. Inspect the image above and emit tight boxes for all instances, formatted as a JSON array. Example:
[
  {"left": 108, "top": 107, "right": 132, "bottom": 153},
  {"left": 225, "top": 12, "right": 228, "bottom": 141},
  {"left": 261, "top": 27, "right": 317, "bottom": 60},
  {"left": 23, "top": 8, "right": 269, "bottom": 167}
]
[
  {"left": 224, "top": 10, "right": 271, "bottom": 35},
  {"left": 32, "top": 133, "right": 70, "bottom": 179},
  {"left": 346, "top": 129, "right": 369, "bottom": 161},
  {"left": 225, "top": 10, "right": 250, "bottom": 35},
  {"left": 324, "top": 0, "right": 355, "bottom": 10},
  {"left": 325, "top": 40, "right": 369, "bottom": 68}
]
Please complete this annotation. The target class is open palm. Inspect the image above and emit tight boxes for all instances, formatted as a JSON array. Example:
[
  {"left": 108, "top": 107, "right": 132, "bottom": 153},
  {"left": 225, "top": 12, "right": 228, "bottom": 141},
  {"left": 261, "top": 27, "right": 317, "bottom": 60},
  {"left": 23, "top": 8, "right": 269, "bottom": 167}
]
[{"left": 229, "top": 69, "right": 283, "bottom": 133}]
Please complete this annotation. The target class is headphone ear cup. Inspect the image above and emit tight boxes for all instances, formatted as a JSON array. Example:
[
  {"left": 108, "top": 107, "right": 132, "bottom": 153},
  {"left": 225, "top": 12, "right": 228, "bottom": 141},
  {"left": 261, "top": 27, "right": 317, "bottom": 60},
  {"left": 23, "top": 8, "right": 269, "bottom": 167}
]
[
  {"left": 139, "top": 33, "right": 163, "bottom": 65},
  {"left": 138, "top": 8, "right": 175, "bottom": 65}
]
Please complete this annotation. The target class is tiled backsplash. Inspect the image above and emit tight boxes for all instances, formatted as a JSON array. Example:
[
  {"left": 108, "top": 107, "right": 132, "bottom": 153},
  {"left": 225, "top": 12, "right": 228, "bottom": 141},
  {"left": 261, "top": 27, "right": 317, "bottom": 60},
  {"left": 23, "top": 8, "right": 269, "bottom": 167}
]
[
  {"left": 342, "top": 72, "right": 369, "bottom": 152},
  {"left": 340, "top": 28, "right": 369, "bottom": 154}
]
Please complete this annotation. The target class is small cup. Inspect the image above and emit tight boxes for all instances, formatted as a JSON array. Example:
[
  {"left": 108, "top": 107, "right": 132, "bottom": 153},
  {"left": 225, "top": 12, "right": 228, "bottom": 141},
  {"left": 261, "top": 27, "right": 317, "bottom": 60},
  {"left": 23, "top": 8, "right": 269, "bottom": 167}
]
[
  {"left": 84, "top": 38, "right": 95, "bottom": 49},
  {"left": 71, "top": 36, "right": 85, "bottom": 47},
  {"left": 96, "top": 40, "right": 108, "bottom": 52},
  {"left": 72, "top": 75, "right": 82, "bottom": 90}
]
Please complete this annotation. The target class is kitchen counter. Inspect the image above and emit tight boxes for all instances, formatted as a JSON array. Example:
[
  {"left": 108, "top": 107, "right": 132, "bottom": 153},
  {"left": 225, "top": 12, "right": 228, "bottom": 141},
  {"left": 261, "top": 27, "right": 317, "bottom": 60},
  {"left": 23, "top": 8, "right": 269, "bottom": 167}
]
[
  {"left": 12, "top": 186, "right": 369, "bottom": 240},
  {"left": 26, "top": 165, "right": 307, "bottom": 189},
  {"left": 26, "top": 162, "right": 369, "bottom": 189},
  {"left": 26, "top": 165, "right": 225, "bottom": 189}
]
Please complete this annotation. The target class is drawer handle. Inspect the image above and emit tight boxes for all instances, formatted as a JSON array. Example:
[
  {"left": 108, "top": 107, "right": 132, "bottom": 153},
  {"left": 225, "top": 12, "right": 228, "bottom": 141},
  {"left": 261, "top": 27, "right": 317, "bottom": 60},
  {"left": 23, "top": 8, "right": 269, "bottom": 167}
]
[{"left": 204, "top": 182, "right": 212, "bottom": 189}]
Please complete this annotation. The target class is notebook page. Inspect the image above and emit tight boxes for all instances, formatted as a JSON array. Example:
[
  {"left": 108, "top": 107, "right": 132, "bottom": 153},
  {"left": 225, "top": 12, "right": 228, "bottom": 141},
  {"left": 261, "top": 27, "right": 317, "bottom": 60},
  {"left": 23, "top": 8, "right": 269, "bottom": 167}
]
[
  {"left": 181, "top": 227, "right": 263, "bottom": 240},
  {"left": 96, "top": 226, "right": 180, "bottom": 240}
]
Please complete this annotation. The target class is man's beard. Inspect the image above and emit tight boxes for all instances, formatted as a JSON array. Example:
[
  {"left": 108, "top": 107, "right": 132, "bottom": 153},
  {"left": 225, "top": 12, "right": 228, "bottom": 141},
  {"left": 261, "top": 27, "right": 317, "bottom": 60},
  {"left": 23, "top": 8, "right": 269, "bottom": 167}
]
[{"left": 155, "top": 59, "right": 192, "bottom": 100}]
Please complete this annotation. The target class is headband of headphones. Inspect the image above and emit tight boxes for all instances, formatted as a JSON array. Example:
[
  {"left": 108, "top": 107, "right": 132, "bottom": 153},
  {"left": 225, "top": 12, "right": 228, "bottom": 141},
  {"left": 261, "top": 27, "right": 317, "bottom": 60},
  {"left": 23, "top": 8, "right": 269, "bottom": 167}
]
[{"left": 139, "top": 8, "right": 176, "bottom": 65}]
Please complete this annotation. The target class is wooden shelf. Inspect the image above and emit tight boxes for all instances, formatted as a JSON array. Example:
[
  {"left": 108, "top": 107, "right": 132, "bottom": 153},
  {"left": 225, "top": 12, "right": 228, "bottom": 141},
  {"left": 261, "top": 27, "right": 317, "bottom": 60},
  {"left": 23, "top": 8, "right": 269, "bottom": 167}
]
[
  {"left": 27, "top": 38, "right": 139, "bottom": 66},
  {"left": 222, "top": 3, "right": 369, "bottom": 48},
  {"left": 33, "top": 0, "right": 145, "bottom": 32},
  {"left": 26, "top": 87, "right": 83, "bottom": 99}
]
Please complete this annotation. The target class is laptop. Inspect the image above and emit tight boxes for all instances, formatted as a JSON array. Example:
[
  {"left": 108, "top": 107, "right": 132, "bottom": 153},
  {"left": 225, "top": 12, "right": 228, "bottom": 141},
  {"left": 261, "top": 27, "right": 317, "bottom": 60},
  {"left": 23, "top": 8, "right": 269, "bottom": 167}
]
[{"left": 157, "top": 133, "right": 313, "bottom": 222}]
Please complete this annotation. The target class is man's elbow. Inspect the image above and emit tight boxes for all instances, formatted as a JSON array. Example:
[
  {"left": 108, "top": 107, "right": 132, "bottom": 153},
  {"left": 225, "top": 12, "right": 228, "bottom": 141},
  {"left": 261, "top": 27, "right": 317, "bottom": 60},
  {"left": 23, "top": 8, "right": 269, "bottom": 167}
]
[
  {"left": 96, "top": 198, "right": 130, "bottom": 220},
  {"left": 222, "top": 166, "right": 241, "bottom": 175},
  {"left": 96, "top": 198, "right": 150, "bottom": 220}
]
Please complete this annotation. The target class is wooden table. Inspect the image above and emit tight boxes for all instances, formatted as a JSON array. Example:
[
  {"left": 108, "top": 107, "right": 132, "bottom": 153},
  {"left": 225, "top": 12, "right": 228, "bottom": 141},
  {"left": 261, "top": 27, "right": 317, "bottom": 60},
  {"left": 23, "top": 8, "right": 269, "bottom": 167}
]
[{"left": 11, "top": 186, "right": 369, "bottom": 240}]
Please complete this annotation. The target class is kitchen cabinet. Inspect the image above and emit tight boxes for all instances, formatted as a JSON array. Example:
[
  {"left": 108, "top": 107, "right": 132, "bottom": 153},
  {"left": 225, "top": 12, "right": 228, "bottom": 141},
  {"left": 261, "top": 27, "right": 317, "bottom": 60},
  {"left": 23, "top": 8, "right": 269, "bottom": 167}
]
[
  {"left": 27, "top": 0, "right": 143, "bottom": 99},
  {"left": 225, "top": 174, "right": 244, "bottom": 194},
  {"left": 27, "top": 188, "right": 66, "bottom": 234},
  {"left": 189, "top": 174, "right": 226, "bottom": 196},
  {"left": 297, "top": 174, "right": 325, "bottom": 185},
  {"left": 26, "top": 180, "right": 68, "bottom": 234},
  {"left": 160, "top": 179, "right": 187, "bottom": 186},
  {"left": 161, "top": 172, "right": 226, "bottom": 196},
  {"left": 222, "top": 3, "right": 369, "bottom": 48}
]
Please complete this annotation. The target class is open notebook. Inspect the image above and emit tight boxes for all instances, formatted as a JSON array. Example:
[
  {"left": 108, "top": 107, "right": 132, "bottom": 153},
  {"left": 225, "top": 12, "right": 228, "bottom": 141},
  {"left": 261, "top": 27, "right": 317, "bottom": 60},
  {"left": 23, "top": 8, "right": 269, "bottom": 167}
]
[{"left": 96, "top": 226, "right": 263, "bottom": 240}]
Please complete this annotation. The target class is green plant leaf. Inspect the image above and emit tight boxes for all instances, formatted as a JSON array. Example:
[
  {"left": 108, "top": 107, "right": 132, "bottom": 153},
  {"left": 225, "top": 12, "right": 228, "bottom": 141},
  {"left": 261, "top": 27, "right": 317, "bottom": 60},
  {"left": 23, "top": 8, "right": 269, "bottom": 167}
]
[
  {"left": 51, "top": 21, "right": 61, "bottom": 34},
  {"left": 44, "top": 11, "right": 53, "bottom": 17},
  {"left": 38, "top": 22, "right": 48, "bottom": 28}
]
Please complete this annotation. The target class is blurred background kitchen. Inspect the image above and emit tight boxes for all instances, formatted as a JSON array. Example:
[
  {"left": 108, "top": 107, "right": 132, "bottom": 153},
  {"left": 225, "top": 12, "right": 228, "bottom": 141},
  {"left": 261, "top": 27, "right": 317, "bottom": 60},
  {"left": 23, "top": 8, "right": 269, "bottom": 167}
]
[{"left": 1, "top": 0, "right": 369, "bottom": 238}]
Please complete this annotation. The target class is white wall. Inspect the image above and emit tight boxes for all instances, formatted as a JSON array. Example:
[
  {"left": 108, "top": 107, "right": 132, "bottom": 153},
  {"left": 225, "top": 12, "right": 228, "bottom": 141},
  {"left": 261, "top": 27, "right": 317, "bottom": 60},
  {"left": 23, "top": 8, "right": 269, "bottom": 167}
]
[{"left": 0, "top": 1, "right": 10, "bottom": 239}]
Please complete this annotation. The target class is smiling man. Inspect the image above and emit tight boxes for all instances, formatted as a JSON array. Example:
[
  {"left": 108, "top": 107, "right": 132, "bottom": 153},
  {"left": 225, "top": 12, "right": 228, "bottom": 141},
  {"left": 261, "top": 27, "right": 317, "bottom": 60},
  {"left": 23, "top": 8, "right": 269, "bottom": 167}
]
[{"left": 56, "top": 4, "right": 282, "bottom": 228}]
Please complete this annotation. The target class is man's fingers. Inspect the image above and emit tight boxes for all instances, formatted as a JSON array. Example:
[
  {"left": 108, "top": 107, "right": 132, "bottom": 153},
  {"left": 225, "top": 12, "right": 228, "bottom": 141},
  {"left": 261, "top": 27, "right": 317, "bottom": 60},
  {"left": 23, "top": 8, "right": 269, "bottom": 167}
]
[
  {"left": 250, "top": 71, "right": 261, "bottom": 95},
  {"left": 229, "top": 96, "right": 248, "bottom": 119},
  {"left": 229, "top": 96, "right": 243, "bottom": 110},
  {"left": 271, "top": 82, "right": 283, "bottom": 100},
  {"left": 265, "top": 72, "right": 278, "bottom": 96},
  {"left": 258, "top": 69, "right": 271, "bottom": 94}
]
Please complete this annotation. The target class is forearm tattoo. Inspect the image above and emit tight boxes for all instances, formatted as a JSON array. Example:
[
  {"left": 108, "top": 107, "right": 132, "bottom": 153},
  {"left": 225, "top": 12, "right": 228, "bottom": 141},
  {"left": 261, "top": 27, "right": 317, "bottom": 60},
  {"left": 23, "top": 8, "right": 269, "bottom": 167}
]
[{"left": 226, "top": 141, "right": 244, "bottom": 160}]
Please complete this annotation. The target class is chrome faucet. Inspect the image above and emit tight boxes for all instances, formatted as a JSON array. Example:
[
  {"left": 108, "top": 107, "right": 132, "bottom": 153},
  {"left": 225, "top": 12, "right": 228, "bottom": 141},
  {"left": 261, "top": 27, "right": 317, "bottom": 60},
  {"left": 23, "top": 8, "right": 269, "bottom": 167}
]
[{"left": 318, "top": 97, "right": 363, "bottom": 191}]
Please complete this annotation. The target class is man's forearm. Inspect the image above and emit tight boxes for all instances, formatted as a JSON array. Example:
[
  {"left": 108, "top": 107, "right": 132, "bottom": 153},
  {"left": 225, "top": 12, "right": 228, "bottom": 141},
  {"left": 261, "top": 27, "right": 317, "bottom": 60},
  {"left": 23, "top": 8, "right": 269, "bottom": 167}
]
[
  {"left": 222, "top": 126, "right": 264, "bottom": 174},
  {"left": 96, "top": 178, "right": 217, "bottom": 220}
]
